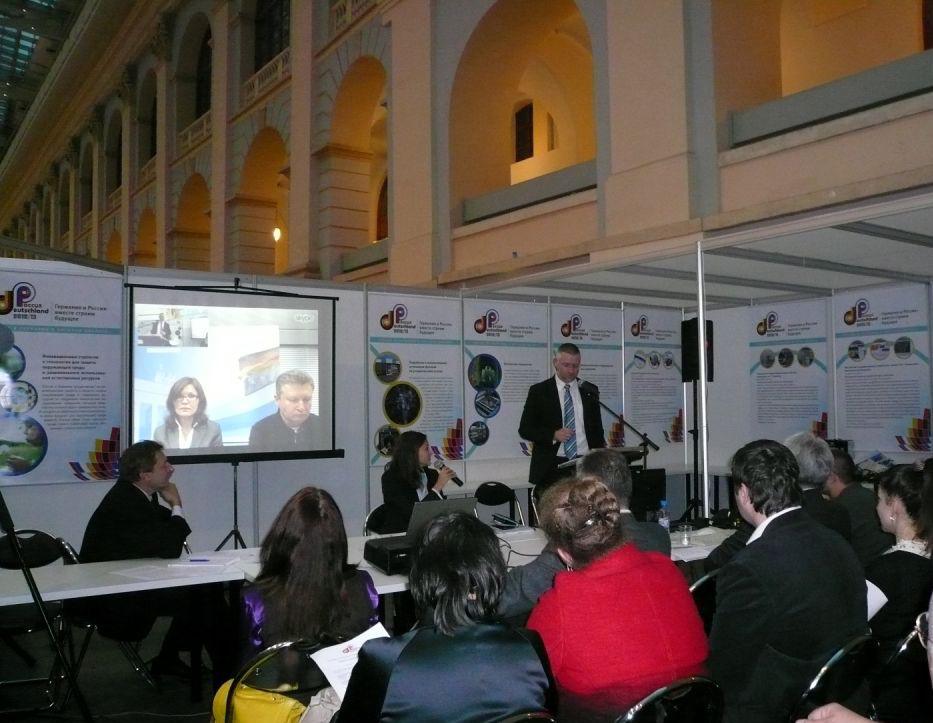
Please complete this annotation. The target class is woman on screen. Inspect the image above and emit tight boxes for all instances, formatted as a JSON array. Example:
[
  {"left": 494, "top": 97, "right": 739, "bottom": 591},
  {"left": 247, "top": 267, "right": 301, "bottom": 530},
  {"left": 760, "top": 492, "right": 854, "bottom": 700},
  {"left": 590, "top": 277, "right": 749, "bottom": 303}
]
[
  {"left": 337, "top": 512, "right": 555, "bottom": 722},
  {"left": 152, "top": 377, "right": 223, "bottom": 450},
  {"left": 379, "top": 430, "right": 455, "bottom": 533}
]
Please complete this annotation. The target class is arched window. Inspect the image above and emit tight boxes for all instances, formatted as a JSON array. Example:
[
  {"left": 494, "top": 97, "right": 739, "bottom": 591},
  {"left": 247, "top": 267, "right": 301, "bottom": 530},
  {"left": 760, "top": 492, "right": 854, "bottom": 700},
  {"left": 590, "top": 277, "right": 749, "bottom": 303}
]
[
  {"left": 514, "top": 102, "right": 533, "bottom": 162},
  {"left": 148, "top": 97, "right": 157, "bottom": 160},
  {"left": 255, "top": 0, "right": 290, "bottom": 70},
  {"left": 195, "top": 27, "right": 212, "bottom": 118},
  {"left": 376, "top": 177, "right": 388, "bottom": 240}
]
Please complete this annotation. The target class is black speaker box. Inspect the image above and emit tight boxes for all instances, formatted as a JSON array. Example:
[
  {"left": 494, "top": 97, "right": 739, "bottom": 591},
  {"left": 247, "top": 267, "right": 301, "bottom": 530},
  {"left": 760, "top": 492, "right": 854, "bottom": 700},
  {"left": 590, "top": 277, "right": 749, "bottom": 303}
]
[
  {"left": 681, "top": 319, "right": 714, "bottom": 383},
  {"left": 630, "top": 468, "right": 666, "bottom": 522}
]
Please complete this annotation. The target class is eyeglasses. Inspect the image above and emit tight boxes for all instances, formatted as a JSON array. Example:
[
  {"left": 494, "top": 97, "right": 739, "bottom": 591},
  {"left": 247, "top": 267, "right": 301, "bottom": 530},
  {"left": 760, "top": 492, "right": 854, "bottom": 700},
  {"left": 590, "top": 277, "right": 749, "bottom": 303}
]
[
  {"left": 915, "top": 612, "right": 929, "bottom": 650},
  {"left": 175, "top": 393, "right": 199, "bottom": 401}
]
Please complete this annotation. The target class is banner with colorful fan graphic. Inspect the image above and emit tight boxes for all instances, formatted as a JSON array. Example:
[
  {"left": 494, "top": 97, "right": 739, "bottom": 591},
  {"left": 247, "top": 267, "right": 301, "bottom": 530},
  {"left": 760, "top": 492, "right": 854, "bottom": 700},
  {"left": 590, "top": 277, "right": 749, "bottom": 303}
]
[
  {"left": 833, "top": 284, "right": 932, "bottom": 452},
  {"left": 0, "top": 263, "right": 123, "bottom": 485},
  {"left": 749, "top": 299, "right": 830, "bottom": 442},
  {"left": 367, "top": 293, "right": 463, "bottom": 466},
  {"left": 462, "top": 300, "right": 549, "bottom": 460},
  {"left": 550, "top": 304, "right": 625, "bottom": 447},
  {"left": 622, "top": 307, "right": 684, "bottom": 447}
]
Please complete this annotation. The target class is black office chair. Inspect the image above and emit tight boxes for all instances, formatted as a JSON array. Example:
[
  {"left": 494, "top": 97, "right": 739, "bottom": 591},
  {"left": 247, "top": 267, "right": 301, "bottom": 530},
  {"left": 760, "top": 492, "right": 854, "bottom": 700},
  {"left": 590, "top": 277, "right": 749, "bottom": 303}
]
[
  {"left": 869, "top": 612, "right": 931, "bottom": 723},
  {"left": 688, "top": 569, "right": 720, "bottom": 636},
  {"left": 214, "top": 639, "right": 329, "bottom": 723},
  {"left": 788, "top": 633, "right": 877, "bottom": 723},
  {"left": 494, "top": 712, "right": 557, "bottom": 722},
  {"left": 0, "top": 529, "right": 70, "bottom": 715},
  {"left": 364, "top": 504, "right": 389, "bottom": 535},
  {"left": 616, "top": 676, "right": 724, "bottom": 723},
  {"left": 475, "top": 481, "right": 525, "bottom": 527}
]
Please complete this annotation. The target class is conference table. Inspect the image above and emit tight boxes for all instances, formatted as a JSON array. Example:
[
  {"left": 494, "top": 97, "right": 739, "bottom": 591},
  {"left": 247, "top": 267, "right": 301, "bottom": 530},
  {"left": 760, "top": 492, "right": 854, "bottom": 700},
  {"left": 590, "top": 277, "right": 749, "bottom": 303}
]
[{"left": 0, "top": 524, "right": 735, "bottom": 606}]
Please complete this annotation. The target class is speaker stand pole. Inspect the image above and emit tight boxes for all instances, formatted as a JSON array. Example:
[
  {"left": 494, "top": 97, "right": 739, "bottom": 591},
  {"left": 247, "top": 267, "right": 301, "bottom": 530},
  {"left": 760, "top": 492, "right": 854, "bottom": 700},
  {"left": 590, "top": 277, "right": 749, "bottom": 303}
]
[
  {"left": 680, "top": 380, "right": 702, "bottom": 523},
  {"left": 215, "top": 461, "right": 246, "bottom": 550}
]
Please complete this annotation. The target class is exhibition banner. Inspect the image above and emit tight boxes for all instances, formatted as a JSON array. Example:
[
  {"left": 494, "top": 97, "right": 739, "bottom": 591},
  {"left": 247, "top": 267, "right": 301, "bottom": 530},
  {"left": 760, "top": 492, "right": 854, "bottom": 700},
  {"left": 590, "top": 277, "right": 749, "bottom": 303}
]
[
  {"left": 551, "top": 304, "right": 625, "bottom": 446},
  {"left": 0, "top": 263, "right": 123, "bottom": 484},
  {"left": 834, "top": 284, "right": 931, "bottom": 452},
  {"left": 463, "top": 299, "right": 549, "bottom": 460},
  {"left": 749, "top": 300, "right": 830, "bottom": 441},
  {"left": 623, "top": 307, "right": 684, "bottom": 447},
  {"left": 367, "top": 293, "right": 463, "bottom": 464}
]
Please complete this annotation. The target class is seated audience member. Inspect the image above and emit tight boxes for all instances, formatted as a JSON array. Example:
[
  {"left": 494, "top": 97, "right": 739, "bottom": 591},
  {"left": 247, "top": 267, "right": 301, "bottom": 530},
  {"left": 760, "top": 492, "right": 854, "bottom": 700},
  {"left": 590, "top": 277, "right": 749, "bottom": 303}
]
[
  {"left": 527, "top": 477, "right": 707, "bottom": 721},
  {"left": 705, "top": 431, "right": 852, "bottom": 572},
  {"left": 379, "top": 430, "right": 454, "bottom": 533},
  {"left": 825, "top": 448, "right": 894, "bottom": 567},
  {"left": 79, "top": 440, "right": 232, "bottom": 686},
  {"left": 497, "top": 447, "right": 669, "bottom": 620},
  {"left": 235, "top": 487, "right": 378, "bottom": 722},
  {"left": 708, "top": 440, "right": 867, "bottom": 723},
  {"left": 338, "top": 512, "right": 555, "bottom": 722},
  {"left": 153, "top": 376, "right": 223, "bottom": 450},
  {"left": 797, "top": 589, "right": 933, "bottom": 723},
  {"left": 864, "top": 464, "right": 933, "bottom": 723}
]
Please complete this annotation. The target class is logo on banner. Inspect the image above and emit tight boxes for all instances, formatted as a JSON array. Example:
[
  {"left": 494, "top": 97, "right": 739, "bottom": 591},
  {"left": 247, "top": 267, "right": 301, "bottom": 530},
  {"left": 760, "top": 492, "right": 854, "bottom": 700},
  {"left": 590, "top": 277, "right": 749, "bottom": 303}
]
[
  {"left": 560, "top": 314, "right": 583, "bottom": 338},
  {"left": 473, "top": 309, "right": 502, "bottom": 335},
  {"left": 843, "top": 298, "right": 874, "bottom": 326},
  {"left": 0, "top": 282, "right": 36, "bottom": 316},
  {"left": 379, "top": 304, "right": 411, "bottom": 331},
  {"left": 630, "top": 315, "right": 649, "bottom": 337},
  {"left": 756, "top": 311, "right": 782, "bottom": 336}
]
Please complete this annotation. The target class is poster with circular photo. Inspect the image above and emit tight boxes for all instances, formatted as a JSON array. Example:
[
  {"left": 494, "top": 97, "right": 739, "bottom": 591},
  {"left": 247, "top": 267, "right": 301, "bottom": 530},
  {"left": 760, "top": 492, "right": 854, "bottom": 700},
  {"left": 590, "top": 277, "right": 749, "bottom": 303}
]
[
  {"left": 894, "top": 336, "right": 914, "bottom": 359},
  {"left": 0, "top": 381, "right": 38, "bottom": 414},
  {"left": 847, "top": 340, "right": 866, "bottom": 362},
  {"left": 373, "top": 424, "right": 400, "bottom": 456},
  {"left": 373, "top": 351, "right": 402, "bottom": 383},
  {"left": 474, "top": 389, "right": 502, "bottom": 419},
  {"left": 468, "top": 421, "right": 490, "bottom": 446},
  {"left": 0, "top": 323, "right": 14, "bottom": 354},
  {"left": 869, "top": 338, "right": 890, "bottom": 361},
  {"left": 0, "top": 345, "right": 25, "bottom": 381},
  {"left": 759, "top": 349, "right": 776, "bottom": 369},
  {"left": 796, "top": 347, "right": 815, "bottom": 368},
  {"left": 633, "top": 351, "right": 646, "bottom": 369},
  {"left": 777, "top": 348, "right": 794, "bottom": 368},
  {"left": 467, "top": 354, "right": 502, "bottom": 390},
  {"left": 383, "top": 383, "right": 422, "bottom": 427},
  {"left": 648, "top": 352, "right": 661, "bottom": 368},
  {"left": 663, "top": 351, "right": 674, "bottom": 368},
  {"left": 0, "top": 415, "right": 48, "bottom": 476}
]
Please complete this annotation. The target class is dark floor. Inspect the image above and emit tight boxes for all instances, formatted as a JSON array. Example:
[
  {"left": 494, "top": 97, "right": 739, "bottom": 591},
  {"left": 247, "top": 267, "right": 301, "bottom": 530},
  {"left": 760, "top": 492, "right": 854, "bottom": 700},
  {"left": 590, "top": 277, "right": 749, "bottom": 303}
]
[{"left": 1, "top": 617, "right": 214, "bottom": 722}]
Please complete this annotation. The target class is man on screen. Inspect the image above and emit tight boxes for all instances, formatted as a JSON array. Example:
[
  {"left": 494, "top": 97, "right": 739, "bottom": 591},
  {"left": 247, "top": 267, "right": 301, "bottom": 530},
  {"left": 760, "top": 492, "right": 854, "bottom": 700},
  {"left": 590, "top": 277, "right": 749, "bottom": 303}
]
[{"left": 248, "top": 369, "right": 319, "bottom": 451}]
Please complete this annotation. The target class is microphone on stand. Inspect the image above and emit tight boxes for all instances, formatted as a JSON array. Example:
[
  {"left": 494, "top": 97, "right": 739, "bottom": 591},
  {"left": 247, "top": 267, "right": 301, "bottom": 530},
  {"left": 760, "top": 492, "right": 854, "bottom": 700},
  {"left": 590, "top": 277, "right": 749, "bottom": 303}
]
[
  {"left": 578, "top": 379, "right": 599, "bottom": 398},
  {"left": 432, "top": 457, "right": 464, "bottom": 487}
]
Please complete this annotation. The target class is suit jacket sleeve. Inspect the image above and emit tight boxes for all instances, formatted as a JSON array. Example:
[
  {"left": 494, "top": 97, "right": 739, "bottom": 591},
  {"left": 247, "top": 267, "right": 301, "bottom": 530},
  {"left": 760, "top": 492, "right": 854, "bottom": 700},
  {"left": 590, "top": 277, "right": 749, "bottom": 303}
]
[
  {"left": 707, "top": 558, "right": 772, "bottom": 706},
  {"left": 582, "top": 392, "right": 605, "bottom": 448},
  {"left": 519, "top": 382, "right": 560, "bottom": 446},
  {"left": 703, "top": 521, "right": 753, "bottom": 572},
  {"left": 498, "top": 548, "right": 564, "bottom": 620},
  {"left": 337, "top": 636, "right": 404, "bottom": 722}
]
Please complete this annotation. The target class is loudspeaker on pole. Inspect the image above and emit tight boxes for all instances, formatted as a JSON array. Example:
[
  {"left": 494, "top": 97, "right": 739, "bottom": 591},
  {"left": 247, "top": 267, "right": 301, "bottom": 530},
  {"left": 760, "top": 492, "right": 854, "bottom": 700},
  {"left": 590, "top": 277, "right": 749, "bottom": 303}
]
[{"left": 681, "top": 318, "right": 714, "bottom": 383}]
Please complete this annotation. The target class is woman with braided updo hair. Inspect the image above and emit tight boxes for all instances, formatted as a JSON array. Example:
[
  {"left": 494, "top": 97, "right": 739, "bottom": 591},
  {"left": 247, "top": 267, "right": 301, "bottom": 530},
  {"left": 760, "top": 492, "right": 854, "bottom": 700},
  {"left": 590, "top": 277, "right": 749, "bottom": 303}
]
[{"left": 527, "top": 477, "right": 708, "bottom": 722}]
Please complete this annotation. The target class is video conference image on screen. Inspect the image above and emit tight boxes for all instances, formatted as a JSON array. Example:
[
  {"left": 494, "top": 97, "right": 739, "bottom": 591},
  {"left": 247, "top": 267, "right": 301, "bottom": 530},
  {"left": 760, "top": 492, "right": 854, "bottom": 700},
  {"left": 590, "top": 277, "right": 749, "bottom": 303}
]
[{"left": 130, "top": 286, "right": 336, "bottom": 462}]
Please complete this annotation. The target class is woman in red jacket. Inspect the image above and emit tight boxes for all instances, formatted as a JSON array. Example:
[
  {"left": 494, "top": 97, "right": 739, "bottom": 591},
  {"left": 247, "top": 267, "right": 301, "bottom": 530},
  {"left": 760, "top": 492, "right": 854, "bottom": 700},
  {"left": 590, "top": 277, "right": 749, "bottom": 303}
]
[{"left": 527, "top": 477, "right": 708, "bottom": 721}]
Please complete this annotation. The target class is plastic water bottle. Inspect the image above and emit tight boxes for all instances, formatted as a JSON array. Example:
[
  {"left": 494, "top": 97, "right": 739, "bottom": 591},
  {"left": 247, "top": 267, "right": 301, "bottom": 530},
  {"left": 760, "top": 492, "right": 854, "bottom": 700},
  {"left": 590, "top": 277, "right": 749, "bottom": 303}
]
[{"left": 658, "top": 500, "right": 670, "bottom": 532}]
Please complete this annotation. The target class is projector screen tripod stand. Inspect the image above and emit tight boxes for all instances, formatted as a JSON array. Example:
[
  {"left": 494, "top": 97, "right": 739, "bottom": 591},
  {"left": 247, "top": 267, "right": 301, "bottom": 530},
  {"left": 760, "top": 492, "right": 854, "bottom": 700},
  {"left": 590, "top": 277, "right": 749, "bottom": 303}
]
[{"left": 215, "top": 461, "right": 247, "bottom": 550}]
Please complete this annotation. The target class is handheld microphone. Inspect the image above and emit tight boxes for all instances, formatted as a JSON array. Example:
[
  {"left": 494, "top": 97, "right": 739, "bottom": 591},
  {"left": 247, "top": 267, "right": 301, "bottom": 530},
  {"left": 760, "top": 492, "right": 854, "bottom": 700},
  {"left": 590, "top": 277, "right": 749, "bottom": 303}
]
[
  {"left": 432, "top": 458, "right": 464, "bottom": 487},
  {"left": 578, "top": 379, "right": 599, "bottom": 398}
]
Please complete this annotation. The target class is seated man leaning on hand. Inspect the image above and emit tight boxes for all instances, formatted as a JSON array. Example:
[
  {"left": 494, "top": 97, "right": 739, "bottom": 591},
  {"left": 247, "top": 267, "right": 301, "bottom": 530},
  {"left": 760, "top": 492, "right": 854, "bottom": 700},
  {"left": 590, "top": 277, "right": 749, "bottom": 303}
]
[{"left": 79, "top": 440, "right": 232, "bottom": 686}]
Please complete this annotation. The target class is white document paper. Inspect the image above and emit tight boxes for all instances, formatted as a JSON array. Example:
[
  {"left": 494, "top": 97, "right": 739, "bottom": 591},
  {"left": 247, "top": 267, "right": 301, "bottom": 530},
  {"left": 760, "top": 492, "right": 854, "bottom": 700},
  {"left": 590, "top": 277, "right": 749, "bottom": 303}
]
[
  {"left": 866, "top": 579, "right": 888, "bottom": 620},
  {"left": 310, "top": 622, "right": 390, "bottom": 700}
]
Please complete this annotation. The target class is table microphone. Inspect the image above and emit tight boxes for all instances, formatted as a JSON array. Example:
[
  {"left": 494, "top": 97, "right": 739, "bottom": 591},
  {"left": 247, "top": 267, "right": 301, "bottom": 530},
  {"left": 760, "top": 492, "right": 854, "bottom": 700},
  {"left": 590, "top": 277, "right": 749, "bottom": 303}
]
[{"left": 432, "top": 458, "right": 464, "bottom": 486}]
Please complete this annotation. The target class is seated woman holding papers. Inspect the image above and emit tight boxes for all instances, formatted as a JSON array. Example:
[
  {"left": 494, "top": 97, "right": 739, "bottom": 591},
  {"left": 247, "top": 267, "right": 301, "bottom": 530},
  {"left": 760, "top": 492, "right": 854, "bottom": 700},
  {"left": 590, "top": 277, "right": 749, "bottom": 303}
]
[
  {"left": 379, "top": 430, "right": 455, "bottom": 533},
  {"left": 528, "top": 477, "right": 708, "bottom": 721},
  {"left": 214, "top": 487, "right": 378, "bottom": 723},
  {"left": 153, "top": 377, "right": 223, "bottom": 450},
  {"left": 337, "top": 512, "right": 555, "bottom": 722}
]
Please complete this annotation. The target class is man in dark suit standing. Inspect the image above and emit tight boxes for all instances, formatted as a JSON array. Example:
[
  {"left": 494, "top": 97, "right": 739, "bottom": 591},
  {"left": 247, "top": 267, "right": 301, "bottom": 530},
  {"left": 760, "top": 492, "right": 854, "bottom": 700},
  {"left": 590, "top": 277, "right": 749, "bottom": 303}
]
[
  {"left": 708, "top": 440, "right": 867, "bottom": 723},
  {"left": 825, "top": 448, "right": 894, "bottom": 567},
  {"left": 80, "top": 441, "right": 231, "bottom": 684},
  {"left": 519, "top": 342, "right": 605, "bottom": 490}
]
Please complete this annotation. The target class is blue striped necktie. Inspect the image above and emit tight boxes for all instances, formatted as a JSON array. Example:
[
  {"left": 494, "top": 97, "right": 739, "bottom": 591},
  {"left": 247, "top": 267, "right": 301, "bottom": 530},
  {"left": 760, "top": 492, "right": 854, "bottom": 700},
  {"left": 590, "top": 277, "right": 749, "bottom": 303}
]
[{"left": 563, "top": 383, "right": 577, "bottom": 458}]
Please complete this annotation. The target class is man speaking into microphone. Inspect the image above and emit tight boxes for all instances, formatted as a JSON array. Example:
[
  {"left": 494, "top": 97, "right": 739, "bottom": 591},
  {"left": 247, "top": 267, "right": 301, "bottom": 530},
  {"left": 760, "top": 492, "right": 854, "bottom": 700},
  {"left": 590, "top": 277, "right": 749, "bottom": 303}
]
[{"left": 519, "top": 342, "right": 606, "bottom": 491}]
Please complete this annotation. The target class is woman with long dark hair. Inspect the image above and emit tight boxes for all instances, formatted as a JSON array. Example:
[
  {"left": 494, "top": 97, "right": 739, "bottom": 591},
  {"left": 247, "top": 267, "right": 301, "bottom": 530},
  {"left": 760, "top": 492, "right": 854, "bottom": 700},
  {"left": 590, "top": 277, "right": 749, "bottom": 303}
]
[
  {"left": 240, "top": 487, "right": 378, "bottom": 720},
  {"left": 337, "top": 512, "right": 555, "bottom": 721},
  {"left": 380, "top": 430, "right": 454, "bottom": 533},
  {"left": 152, "top": 376, "right": 223, "bottom": 449}
]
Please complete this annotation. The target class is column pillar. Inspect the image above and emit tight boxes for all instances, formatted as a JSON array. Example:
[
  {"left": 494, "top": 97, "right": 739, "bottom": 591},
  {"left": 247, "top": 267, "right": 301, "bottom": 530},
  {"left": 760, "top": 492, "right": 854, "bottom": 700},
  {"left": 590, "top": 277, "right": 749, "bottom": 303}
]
[
  {"left": 288, "top": 0, "right": 316, "bottom": 275},
  {"left": 211, "top": 1, "right": 233, "bottom": 272},
  {"left": 315, "top": 144, "right": 372, "bottom": 277}
]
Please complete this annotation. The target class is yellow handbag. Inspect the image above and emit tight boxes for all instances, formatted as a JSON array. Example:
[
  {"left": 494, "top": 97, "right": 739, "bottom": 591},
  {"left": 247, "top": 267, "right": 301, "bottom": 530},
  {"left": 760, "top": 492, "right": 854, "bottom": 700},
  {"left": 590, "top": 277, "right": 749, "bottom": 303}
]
[{"left": 211, "top": 678, "right": 307, "bottom": 723}]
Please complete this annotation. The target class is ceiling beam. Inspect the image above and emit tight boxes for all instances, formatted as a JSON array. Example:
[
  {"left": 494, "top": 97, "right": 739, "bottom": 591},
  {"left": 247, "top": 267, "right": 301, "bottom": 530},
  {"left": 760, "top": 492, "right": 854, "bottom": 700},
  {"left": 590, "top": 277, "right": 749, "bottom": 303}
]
[
  {"left": 604, "top": 263, "right": 828, "bottom": 295},
  {"left": 835, "top": 221, "right": 933, "bottom": 249},
  {"left": 535, "top": 280, "right": 741, "bottom": 305},
  {"left": 705, "top": 247, "right": 930, "bottom": 284}
]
